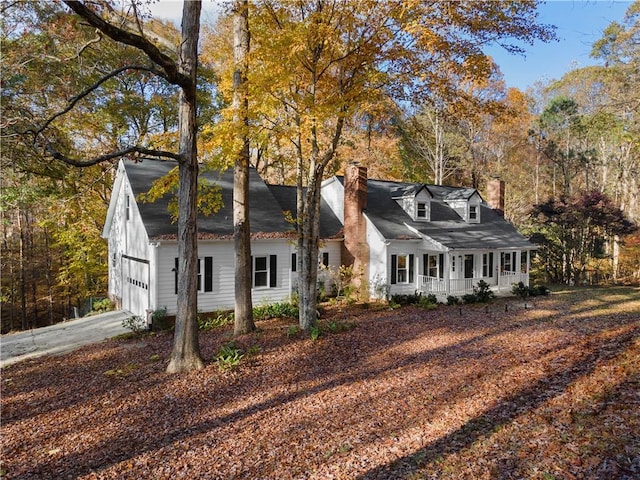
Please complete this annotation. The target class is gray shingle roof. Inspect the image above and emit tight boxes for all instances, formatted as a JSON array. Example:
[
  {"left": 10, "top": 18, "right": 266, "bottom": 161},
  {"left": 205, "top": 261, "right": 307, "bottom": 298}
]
[
  {"left": 267, "top": 185, "right": 343, "bottom": 239},
  {"left": 345, "top": 177, "right": 534, "bottom": 250},
  {"left": 390, "top": 184, "right": 425, "bottom": 198},
  {"left": 124, "top": 159, "right": 294, "bottom": 240}
]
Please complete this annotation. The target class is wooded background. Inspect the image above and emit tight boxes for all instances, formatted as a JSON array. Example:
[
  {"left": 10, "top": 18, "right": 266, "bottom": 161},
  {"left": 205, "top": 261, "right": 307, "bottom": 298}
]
[{"left": 2, "top": 1, "right": 638, "bottom": 332}]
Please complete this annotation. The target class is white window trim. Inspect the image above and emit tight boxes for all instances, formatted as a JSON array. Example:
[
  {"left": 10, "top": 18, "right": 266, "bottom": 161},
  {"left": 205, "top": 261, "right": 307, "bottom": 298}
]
[
  {"left": 125, "top": 194, "right": 131, "bottom": 221},
  {"left": 196, "top": 258, "right": 203, "bottom": 293},
  {"left": 414, "top": 201, "right": 431, "bottom": 222},
  {"left": 468, "top": 203, "right": 480, "bottom": 223},
  {"left": 396, "top": 254, "right": 410, "bottom": 284},
  {"left": 427, "top": 254, "right": 440, "bottom": 278},
  {"left": 253, "top": 255, "right": 269, "bottom": 289}
]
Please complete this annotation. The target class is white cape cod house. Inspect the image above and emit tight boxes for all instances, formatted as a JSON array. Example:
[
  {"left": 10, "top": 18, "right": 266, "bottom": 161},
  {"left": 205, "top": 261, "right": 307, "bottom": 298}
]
[
  {"left": 102, "top": 159, "right": 343, "bottom": 320},
  {"left": 321, "top": 165, "right": 536, "bottom": 301},
  {"left": 103, "top": 159, "right": 535, "bottom": 319}
]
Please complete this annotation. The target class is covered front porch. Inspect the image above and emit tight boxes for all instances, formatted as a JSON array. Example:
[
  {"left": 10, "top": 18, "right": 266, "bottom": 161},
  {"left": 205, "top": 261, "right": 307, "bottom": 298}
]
[
  {"left": 418, "top": 271, "right": 530, "bottom": 298},
  {"left": 417, "top": 249, "right": 533, "bottom": 300}
]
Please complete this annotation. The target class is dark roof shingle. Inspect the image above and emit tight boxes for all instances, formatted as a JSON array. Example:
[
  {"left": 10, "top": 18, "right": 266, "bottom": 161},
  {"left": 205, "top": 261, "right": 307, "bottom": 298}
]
[
  {"left": 125, "top": 159, "right": 294, "bottom": 240},
  {"left": 340, "top": 176, "right": 534, "bottom": 249}
]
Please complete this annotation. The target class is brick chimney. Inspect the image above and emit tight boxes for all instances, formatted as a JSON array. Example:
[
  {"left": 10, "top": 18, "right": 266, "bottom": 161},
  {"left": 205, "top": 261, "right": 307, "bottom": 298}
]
[
  {"left": 487, "top": 178, "right": 505, "bottom": 215},
  {"left": 342, "top": 163, "right": 369, "bottom": 288}
]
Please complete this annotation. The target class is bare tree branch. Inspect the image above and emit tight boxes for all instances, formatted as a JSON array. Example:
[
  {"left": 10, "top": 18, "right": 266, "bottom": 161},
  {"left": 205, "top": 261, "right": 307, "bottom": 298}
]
[
  {"left": 0, "top": 1, "right": 21, "bottom": 15},
  {"left": 32, "top": 65, "right": 166, "bottom": 139},
  {"left": 44, "top": 143, "right": 181, "bottom": 167},
  {"left": 63, "top": 1, "right": 190, "bottom": 90},
  {"left": 74, "top": 30, "right": 103, "bottom": 59}
]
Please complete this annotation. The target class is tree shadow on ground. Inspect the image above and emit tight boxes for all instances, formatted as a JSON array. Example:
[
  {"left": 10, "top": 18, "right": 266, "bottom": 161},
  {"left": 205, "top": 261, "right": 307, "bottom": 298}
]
[
  {"left": 3, "top": 290, "right": 638, "bottom": 479},
  {"left": 357, "top": 324, "right": 639, "bottom": 479}
]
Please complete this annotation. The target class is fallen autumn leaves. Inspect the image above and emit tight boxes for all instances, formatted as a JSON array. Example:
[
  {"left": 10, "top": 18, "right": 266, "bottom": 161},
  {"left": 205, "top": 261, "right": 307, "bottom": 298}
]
[{"left": 1, "top": 287, "right": 639, "bottom": 479}]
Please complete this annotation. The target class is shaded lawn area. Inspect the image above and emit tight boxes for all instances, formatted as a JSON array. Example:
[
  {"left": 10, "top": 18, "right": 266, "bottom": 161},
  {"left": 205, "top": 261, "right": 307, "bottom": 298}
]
[{"left": 1, "top": 287, "right": 639, "bottom": 479}]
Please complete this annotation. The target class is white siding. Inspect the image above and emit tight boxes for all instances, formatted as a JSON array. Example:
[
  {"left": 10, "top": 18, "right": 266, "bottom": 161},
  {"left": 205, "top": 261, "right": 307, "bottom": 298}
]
[
  {"left": 317, "top": 240, "right": 343, "bottom": 293},
  {"left": 105, "top": 165, "right": 152, "bottom": 318},
  {"left": 365, "top": 215, "right": 389, "bottom": 299},
  {"left": 155, "top": 239, "right": 295, "bottom": 315},
  {"left": 250, "top": 240, "right": 294, "bottom": 307},
  {"left": 122, "top": 180, "right": 151, "bottom": 260},
  {"left": 107, "top": 233, "right": 122, "bottom": 304},
  {"left": 320, "top": 176, "right": 345, "bottom": 223},
  {"left": 397, "top": 197, "right": 415, "bottom": 218}
]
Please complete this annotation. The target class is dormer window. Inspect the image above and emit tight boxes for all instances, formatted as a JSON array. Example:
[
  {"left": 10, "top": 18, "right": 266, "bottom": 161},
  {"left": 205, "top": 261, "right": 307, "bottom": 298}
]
[
  {"left": 417, "top": 202, "right": 427, "bottom": 219},
  {"left": 468, "top": 202, "right": 480, "bottom": 223},
  {"left": 391, "top": 184, "right": 431, "bottom": 221},
  {"left": 443, "top": 189, "right": 481, "bottom": 223}
]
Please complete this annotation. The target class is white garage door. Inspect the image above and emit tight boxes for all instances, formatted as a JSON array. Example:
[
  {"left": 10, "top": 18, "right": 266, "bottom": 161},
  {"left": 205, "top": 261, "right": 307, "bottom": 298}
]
[{"left": 122, "top": 255, "right": 150, "bottom": 318}]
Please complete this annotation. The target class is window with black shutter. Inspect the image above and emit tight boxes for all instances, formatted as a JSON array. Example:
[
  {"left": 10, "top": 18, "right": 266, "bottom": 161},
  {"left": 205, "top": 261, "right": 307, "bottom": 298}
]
[
  {"left": 270, "top": 255, "right": 277, "bottom": 287},
  {"left": 409, "top": 254, "right": 415, "bottom": 283},
  {"left": 174, "top": 257, "right": 179, "bottom": 294},
  {"left": 254, "top": 256, "right": 268, "bottom": 287},
  {"left": 174, "top": 256, "right": 214, "bottom": 294},
  {"left": 391, "top": 255, "right": 397, "bottom": 284},
  {"left": 204, "top": 257, "right": 213, "bottom": 292}
]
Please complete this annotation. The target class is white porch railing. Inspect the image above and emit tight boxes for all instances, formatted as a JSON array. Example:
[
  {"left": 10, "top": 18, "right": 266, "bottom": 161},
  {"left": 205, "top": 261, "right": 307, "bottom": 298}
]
[
  {"left": 449, "top": 278, "right": 479, "bottom": 296},
  {"left": 498, "top": 271, "right": 529, "bottom": 289},
  {"left": 417, "top": 272, "right": 529, "bottom": 297},
  {"left": 418, "top": 276, "right": 448, "bottom": 294}
]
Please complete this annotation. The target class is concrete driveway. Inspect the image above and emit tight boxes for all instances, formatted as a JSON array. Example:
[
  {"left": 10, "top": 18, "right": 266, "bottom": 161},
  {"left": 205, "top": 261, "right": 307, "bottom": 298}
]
[{"left": 1, "top": 310, "right": 131, "bottom": 368}]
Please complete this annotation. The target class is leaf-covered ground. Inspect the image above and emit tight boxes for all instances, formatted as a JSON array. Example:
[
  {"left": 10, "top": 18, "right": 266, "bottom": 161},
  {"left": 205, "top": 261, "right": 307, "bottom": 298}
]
[{"left": 2, "top": 287, "right": 639, "bottom": 480}]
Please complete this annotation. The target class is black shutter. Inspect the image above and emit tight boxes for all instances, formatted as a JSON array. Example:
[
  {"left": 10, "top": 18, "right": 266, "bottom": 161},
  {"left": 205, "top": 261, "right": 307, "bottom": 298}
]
[
  {"left": 391, "top": 255, "right": 397, "bottom": 284},
  {"left": 269, "top": 255, "right": 277, "bottom": 288},
  {"left": 423, "top": 254, "right": 428, "bottom": 276},
  {"left": 439, "top": 254, "right": 444, "bottom": 279},
  {"left": 197, "top": 258, "right": 201, "bottom": 291},
  {"left": 174, "top": 257, "right": 179, "bottom": 294},
  {"left": 250, "top": 256, "right": 253, "bottom": 286},
  {"left": 322, "top": 252, "right": 329, "bottom": 267},
  {"left": 409, "top": 254, "right": 415, "bottom": 283},
  {"left": 291, "top": 253, "right": 297, "bottom": 272},
  {"left": 204, "top": 257, "right": 213, "bottom": 292}
]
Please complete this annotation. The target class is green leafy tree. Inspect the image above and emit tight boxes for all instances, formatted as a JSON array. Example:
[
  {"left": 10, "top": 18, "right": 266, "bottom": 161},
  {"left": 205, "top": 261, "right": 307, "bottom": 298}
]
[
  {"left": 537, "top": 96, "right": 595, "bottom": 197},
  {"left": 530, "top": 191, "right": 636, "bottom": 284}
]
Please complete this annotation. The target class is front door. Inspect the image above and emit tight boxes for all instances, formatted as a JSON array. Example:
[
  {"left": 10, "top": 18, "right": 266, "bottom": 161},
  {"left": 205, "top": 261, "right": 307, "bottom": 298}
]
[{"left": 464, "top": 254, "right": 474, "bottom": 279}]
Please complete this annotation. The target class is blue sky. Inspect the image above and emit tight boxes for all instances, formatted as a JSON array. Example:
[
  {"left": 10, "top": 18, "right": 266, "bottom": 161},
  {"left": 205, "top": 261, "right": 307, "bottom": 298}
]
[
  {"left": 487, "top": 0, "right": 632, "bottom": 90},
  {"left": 149, "top": 0, "right": 632, "bottom": 91}
]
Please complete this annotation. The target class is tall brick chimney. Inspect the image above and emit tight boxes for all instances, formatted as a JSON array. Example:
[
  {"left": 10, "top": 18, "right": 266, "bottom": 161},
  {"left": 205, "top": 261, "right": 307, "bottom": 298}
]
[
  {"left": 487, "top": 178, "right": 505, "bottom": 215},
  {"left": 342, "top": 163, "right": 369, "bottom": 288}
]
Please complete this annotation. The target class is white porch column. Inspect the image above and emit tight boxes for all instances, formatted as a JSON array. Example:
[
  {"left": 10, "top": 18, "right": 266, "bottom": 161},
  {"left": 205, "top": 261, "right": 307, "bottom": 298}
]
[{"left": 445, "top": 252, "right": 452, "bottom": 296}]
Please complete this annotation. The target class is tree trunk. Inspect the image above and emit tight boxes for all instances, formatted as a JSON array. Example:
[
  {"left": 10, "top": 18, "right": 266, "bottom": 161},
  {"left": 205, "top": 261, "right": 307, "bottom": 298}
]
[
  {"left": 58, "top": 0, "right": 206, "bottom": 372},
  {"left": 298, "top": 178, "right": 322, "bottom": 331},
  {"left": 232, "top": 0, "right": 255, "bottom": 336},
  {"left": 167, "top": 1, "right": 204, "bottom": 374},
  {"left": 612, "top": 234, "right": 620, "bottom": 283},
  {"left": 44, "top": 228, "right": 55, "bottom": 325},
  {"left": 18, "top": 210, "right": 27, "bottom": 330}
]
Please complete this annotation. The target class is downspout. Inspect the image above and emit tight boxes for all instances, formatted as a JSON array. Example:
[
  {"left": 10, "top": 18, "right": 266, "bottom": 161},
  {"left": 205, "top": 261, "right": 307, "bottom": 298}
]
[{"left": 148, "top": 241, "right": 160, "bottom": 330}]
